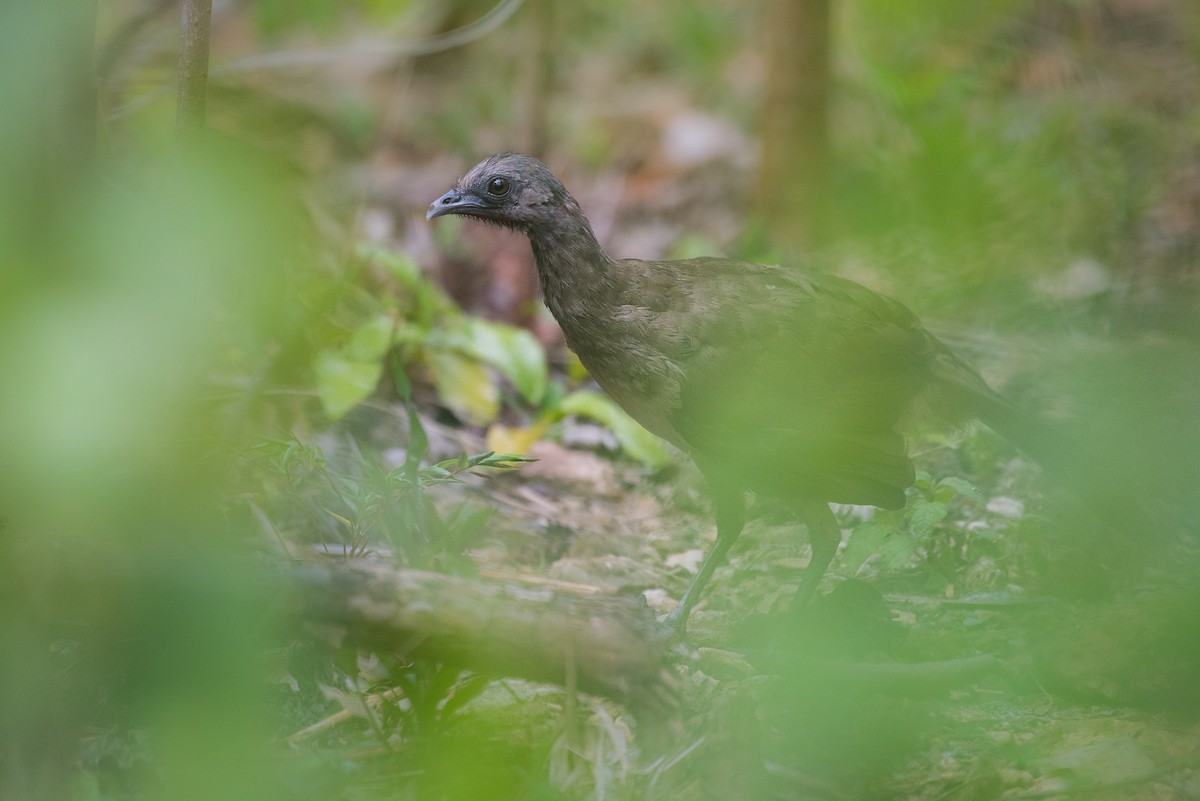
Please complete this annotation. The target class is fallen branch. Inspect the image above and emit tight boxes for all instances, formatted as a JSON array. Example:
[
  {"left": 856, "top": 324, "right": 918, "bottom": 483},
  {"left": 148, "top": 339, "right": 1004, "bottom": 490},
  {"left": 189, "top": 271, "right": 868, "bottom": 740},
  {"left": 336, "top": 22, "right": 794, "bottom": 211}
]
[{"left": 292, "top": 561, "right": 675, "bottom": 705}]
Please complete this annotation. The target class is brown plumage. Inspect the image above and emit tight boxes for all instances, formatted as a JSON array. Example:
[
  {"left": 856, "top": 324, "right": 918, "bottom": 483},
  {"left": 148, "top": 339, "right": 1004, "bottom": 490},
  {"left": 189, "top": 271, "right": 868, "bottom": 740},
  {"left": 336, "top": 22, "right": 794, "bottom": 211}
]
[{"left": 428, "top": 153, "right": 1059, "bottom": 633}]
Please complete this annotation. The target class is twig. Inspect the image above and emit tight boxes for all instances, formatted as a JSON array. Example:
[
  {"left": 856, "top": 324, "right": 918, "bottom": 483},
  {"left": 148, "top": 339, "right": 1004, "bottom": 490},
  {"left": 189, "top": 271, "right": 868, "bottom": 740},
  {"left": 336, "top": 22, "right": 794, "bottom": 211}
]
[
  {"left": 214, "top": 0, "right": 525, "bottom": 74},
  {"left": 478, "top": 568, "right": 601, "bottom": 594},
  {"left": 286, "top": 686, "right": 406, "bottom": 745},
  {"left": 176, "top": 0, "right": 211, "bottom": 132},
  {"left": 249, "top": 500, "right": 299, "bottom": 558}
]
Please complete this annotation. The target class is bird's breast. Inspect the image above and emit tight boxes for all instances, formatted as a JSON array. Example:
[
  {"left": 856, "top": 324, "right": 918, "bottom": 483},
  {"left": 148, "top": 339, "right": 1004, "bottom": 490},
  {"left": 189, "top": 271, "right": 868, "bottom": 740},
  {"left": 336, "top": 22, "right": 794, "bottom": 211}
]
[{"left": 560, "top": 317, "right": 688, "bottom": 449}]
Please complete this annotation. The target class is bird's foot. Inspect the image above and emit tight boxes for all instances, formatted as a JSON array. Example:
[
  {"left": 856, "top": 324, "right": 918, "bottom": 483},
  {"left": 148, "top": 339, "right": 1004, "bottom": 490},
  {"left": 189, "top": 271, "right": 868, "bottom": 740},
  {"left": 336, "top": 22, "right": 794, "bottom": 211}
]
[{"left": 657, "top": 606, "right": 690, "bottom": 642}]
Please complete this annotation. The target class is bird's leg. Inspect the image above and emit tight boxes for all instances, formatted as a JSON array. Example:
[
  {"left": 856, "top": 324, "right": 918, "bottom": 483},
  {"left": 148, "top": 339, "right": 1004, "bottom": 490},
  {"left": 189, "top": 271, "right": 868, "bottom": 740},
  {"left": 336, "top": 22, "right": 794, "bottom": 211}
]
[
  {"left": 790, "top": 499, "right": 841, "bottom": 608},
  {"left": 661, "top": 488, "right": 745, "bottom": 635}
]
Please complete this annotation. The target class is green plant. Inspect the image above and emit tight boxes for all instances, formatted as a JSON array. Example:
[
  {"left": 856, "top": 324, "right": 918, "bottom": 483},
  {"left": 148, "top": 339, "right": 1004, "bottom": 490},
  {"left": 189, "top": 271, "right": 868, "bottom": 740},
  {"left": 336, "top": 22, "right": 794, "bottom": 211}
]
[
  {"left": 244, "top": 424, "right": 531, "bottom": 572},
  {"left": 315, "top": 244, "right": 548, "bottom": 425},
  {"left": 839, "top": 469, "right": 988, "bottom": 586}
]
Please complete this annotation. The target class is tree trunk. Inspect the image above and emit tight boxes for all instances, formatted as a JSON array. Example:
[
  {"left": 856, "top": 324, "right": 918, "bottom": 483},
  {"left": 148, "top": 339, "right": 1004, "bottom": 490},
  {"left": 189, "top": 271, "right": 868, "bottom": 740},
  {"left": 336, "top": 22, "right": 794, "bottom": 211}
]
[{"left": 755, "top": 0, "right": 833, "bottom": 250}]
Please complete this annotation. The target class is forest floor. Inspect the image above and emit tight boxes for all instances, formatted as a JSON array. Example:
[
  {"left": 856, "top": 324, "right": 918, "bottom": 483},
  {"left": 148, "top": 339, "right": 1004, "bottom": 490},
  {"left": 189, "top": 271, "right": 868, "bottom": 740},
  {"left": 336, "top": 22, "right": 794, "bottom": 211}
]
[{"left": 268, "top": 396, "right": 1200, "bottom": 801}]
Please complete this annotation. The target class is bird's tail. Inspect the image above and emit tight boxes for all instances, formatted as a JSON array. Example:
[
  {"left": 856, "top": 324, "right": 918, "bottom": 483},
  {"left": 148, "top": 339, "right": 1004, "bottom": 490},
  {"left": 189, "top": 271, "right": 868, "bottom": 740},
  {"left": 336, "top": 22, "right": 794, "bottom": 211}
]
[
  {"left": 971, "top": 385, "right": 1157, "bottom": 543},
  {"left": 928, "top": 342, "right": 1084, "bottom": 477},
  {"left": 971, "top": 388, "right": 1076, "bottom": 474}
]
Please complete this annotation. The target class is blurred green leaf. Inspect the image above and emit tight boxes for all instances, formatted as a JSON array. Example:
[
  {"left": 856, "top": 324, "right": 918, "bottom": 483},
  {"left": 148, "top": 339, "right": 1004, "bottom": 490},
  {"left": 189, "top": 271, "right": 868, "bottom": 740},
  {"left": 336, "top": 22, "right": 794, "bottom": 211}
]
[
  {"left": 404, "top": 402, "right": 429, "bottom": 476},
  {"left": 427, "top": 348, "right": 499, "bottom": 425},
  {"left": 559, "top": 390, "right": 669, "bottom": 467},
  {"left": 841, "top": 521, "right": 894, "bottom": 576},
  {"left": 459, "top": 318, "right": 548, "bottom": 405},
  {"left": 908, "top": 498, "right": 949, "bottom": 538},
  {"left": 935, "top": 476, "right": 984, "bottom": 504},
  {"left": 346, "top": 314, "right": 394, "bottom": 362},
  {"left": 392, "top": 350, "right": 413, "bottom": 400},
  {"left": 315, "top": 350, "right": 382, "bottom": 420},
  {"left": 366, "top": 246, "right": 451, "bottom": 326},
  {"left": 878, "top": 530, "right": 919, "bottom": 571}
]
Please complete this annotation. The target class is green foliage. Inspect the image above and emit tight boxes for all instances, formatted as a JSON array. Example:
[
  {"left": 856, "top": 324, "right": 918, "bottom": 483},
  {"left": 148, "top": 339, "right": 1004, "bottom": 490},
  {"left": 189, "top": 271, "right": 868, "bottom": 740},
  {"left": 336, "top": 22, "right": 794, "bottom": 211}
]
[
  {"left": 321, "top": 249, "right": 669, "bottom": 470},
  {"left": 813, "top": 0, "right": 1199, "bottom": 321},
  {"left": 315, "top": 352, "right": 383, "bottom": 419},
  {"left": 245, "top": 429, "right": 530, "bottom": 571},
  {"left": 315, "top": 246, "right": 548, "bottom": 424},
  {"left": 0, "top": 125, "right": 312, "bottom": 800},
  {"left": 263, "top": 330, "right": 532, "bottom": 572},
  {"left": 659, "top": 2, "right": 741, "bottom": 88},
  {"left": 457, "top": 317, "right": 549, "bottom": 406},
  {"left": 558, "top": 389, "right": 670, "bottom": 467},
  {"left": 7, "top": 1, "right": 1198, "bottom": 799},
  {"left": 840, "top": 469, "right": 992, "bottom": 586}
]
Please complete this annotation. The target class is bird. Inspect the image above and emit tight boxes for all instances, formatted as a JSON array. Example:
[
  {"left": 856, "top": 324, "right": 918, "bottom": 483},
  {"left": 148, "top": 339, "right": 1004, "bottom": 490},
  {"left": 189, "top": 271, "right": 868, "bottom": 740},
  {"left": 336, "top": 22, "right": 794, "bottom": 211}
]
[{"left": 427, "top": 153, "right": 1065, "bottom": 634}]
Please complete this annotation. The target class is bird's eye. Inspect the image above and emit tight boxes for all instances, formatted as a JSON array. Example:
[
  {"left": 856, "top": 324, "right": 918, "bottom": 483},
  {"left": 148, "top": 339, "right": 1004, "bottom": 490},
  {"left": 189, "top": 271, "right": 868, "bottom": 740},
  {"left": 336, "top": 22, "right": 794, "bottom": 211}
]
[{"left": 486, "top": 177, "right": 510, "bottom": 197}]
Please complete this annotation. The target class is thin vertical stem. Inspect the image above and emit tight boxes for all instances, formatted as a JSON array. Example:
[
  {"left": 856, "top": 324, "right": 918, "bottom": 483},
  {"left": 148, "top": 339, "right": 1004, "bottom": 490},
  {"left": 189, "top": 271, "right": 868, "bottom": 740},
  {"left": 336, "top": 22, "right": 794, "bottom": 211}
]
[{"left": 176, "top": 0, "right": 212, "bottom": 132}]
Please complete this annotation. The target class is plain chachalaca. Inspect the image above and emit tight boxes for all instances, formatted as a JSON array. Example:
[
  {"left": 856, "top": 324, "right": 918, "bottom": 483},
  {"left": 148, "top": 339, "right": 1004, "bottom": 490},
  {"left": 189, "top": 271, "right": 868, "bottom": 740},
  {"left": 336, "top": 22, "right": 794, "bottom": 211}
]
[{"left": 427, "top": 153, "right": 1063, "bottom": 634}]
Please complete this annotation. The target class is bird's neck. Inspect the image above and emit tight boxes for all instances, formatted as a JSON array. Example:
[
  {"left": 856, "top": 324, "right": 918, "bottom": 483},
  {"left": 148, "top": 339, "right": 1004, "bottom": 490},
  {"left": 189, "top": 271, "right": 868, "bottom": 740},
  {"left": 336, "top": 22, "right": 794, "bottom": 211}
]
[{"left": 526, "top": 203, "right": 618, "bottom": 324}]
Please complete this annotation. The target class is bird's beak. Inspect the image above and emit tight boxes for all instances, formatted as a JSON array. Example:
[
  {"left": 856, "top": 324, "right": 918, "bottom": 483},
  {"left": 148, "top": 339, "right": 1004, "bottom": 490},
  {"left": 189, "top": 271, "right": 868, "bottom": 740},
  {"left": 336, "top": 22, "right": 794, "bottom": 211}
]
[{"left": 426, "top": 189, "right": 487, "bottom": 220}]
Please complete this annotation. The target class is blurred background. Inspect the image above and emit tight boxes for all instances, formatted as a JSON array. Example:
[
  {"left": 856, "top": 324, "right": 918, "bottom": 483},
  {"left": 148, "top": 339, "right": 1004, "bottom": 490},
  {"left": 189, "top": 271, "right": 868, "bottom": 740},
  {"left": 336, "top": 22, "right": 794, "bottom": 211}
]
[{"left": 2, "top": 1, "right": 1199, "bottom": 799}]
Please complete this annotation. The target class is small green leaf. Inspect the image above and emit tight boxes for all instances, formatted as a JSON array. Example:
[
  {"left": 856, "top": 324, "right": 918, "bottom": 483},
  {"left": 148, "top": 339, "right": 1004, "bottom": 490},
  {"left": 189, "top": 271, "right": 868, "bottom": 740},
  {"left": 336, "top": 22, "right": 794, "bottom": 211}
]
[
  {"left": 361, "top": 244, "right": 421, "bottom": 287},
  {"left": 878, "top": 532, "right": 919, "bottom": 571},
  {"left": 391, "top": 352, "right": 413, "bottom": 400},
  {"left": 392, "top": 322, "right": 433, "bottom": 348},
  {"left": 315, "top": 350, "right": 382, "bottom": 420},
  {"left": 360, "top": 245, "right": 455, "bottom": 326},
  {"left": 936, "top": 476, "right": 984, "bottom": 503},
  {"left": 460, "top": 318, "right": 548, "bottom": 405},
  {"left": 479, "top": 452, "right": 536, "bottom": 467},
  {"left": 841, "top": 521, "right": 894, "bottom": 576},
  {"left": 426, "top": 348, "right": 499, "bottom": 425},
  {"left": 908, "top": 498, "right": 949, "bottom": 538},
  {"left": 346, "top": 315, "right": 394, "bottom": 362},
  {"left": 404, "top": 402, "right": 428, "bottom": 475},
  {"left": 559, "top": 390, "right": 669, "bottom": 467}
]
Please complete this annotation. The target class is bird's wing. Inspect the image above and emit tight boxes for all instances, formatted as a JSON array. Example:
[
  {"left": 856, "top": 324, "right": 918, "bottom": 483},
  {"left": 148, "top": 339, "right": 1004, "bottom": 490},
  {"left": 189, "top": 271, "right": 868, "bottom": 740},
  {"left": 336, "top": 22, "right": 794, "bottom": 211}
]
[{"left": 653, "top": 259, "right": 936, "bottom": 507}]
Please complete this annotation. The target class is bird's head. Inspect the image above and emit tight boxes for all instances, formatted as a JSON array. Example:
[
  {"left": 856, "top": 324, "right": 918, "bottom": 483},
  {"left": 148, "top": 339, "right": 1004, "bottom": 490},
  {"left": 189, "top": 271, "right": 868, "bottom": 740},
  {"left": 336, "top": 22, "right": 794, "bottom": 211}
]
[{"left": 426, "top": 153, "right": 577, "bottom": 233}]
